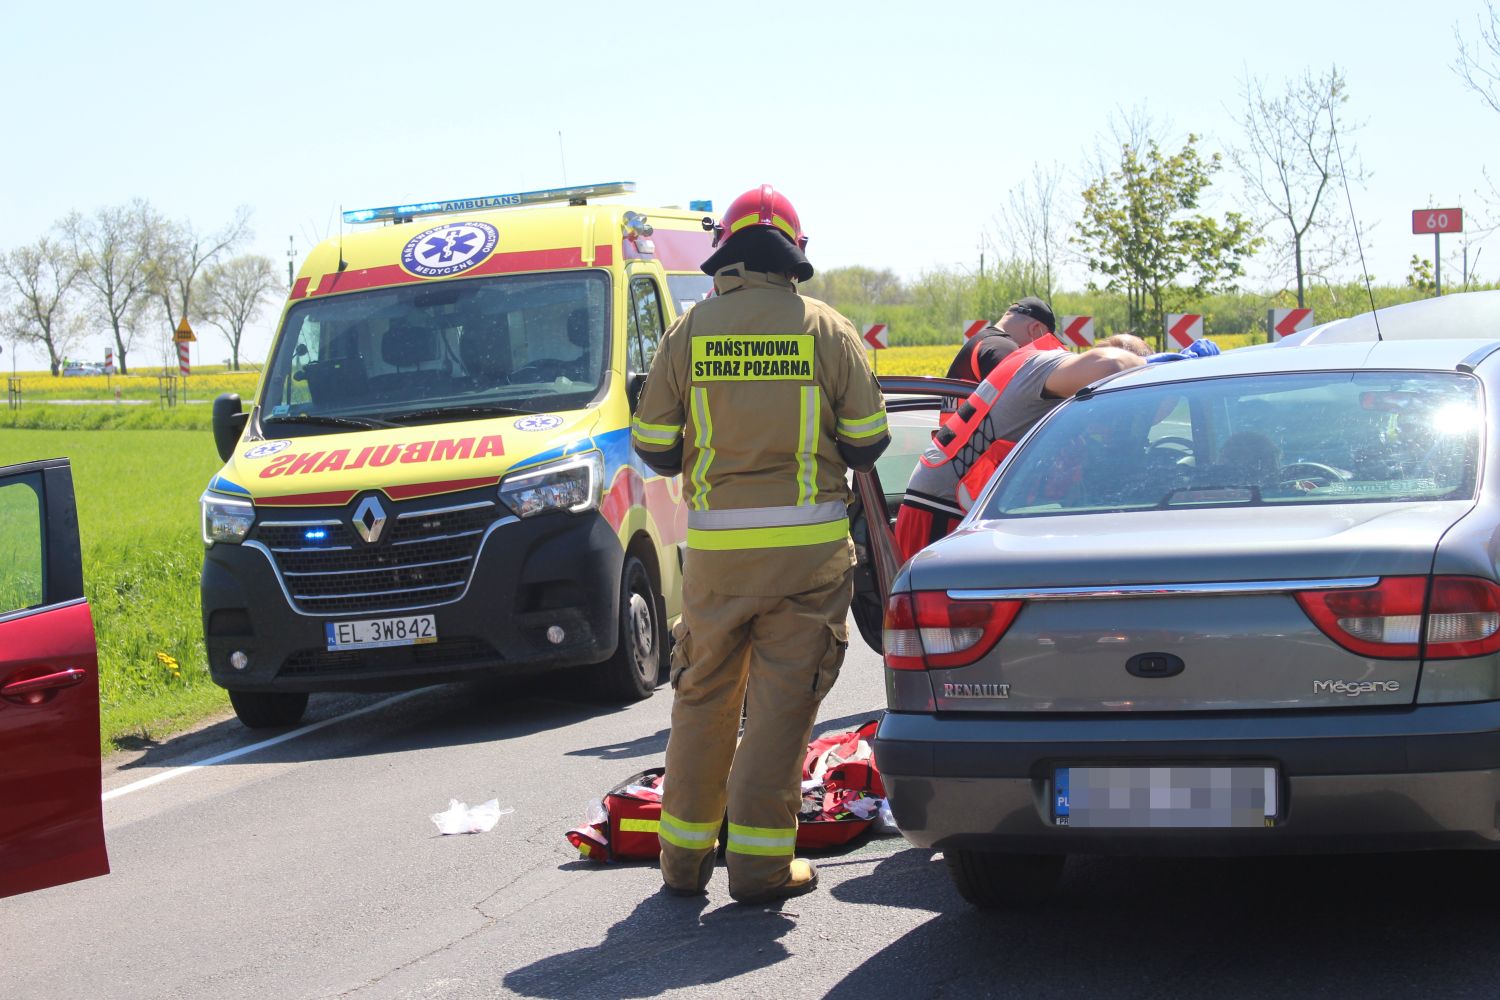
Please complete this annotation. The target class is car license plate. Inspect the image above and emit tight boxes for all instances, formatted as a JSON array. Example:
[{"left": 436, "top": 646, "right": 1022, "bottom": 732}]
[
  {"left": 1053, "top": 765, "right": 1277, "bottom": 829},
  {"left": 325, "top": 614, "right": 437, "bottom": 651}
]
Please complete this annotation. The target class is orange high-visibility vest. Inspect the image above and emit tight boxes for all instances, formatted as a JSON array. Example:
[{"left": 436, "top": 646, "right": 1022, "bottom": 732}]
[{"left": 921, "top": 333, "right": 1064, "bottom": 509}]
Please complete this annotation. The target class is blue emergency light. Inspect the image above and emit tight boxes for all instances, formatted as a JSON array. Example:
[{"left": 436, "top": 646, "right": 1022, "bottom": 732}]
[
  {"left": 303, "top": 528, "right": 329, "bottom": 542},
  {"left": 343, "top": 182, "right": 637, "bottom": 224},
  {"left": 690, "top": 200, "right": 713, "bottom": 213}
]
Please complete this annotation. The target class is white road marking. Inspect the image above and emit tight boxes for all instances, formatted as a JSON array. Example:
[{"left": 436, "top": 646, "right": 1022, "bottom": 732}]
[{"left": 102, "top": 690, "right": 426, "bottom": 802}]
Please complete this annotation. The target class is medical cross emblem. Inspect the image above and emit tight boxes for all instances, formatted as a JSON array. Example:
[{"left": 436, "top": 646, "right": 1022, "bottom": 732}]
[
  {"left": 400, "top": 220, "right": 499, "bottom": 278},
  {"left": 422, "top": 229, "right": 478, "bottom": 264}
]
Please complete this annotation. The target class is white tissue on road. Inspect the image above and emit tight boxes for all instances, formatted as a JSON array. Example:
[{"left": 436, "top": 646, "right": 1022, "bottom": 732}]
[{"left": 431, "top": 798, "right": 513, "bottom": 834}]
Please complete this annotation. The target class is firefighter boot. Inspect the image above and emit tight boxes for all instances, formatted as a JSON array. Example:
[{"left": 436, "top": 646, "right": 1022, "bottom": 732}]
[{"left": 731, "top": 859, "right": 819, "bottom": 906}]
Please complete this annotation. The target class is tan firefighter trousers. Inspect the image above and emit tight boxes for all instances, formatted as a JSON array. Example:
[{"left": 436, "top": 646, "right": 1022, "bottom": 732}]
[{"left": 658, "top": 567, "right": 853, "bottom": 899}]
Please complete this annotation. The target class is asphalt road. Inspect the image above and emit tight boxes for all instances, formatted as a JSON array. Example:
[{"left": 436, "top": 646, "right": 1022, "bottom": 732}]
[{"left": 10, "top": 631, "right": 1500, "bottom": 999}]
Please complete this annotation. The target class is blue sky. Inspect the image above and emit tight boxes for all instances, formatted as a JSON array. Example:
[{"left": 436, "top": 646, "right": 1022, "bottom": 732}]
[{"left": 2, "top": 0, "right": 1496, "bottom": 368}]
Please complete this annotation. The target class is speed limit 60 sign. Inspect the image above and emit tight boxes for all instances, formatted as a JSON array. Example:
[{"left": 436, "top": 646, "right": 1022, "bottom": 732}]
[{"left": 1412, "top": 208, "right": 1463, "bottom": 234}]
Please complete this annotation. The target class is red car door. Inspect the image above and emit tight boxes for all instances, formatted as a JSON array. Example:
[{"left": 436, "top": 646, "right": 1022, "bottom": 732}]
[{"left": 0, "top": 458, "right": 108, "bottom": 898}]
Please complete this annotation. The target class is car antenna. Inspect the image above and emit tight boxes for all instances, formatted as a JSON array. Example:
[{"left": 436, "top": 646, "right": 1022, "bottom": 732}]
[
  {"left": 337, "top": 205, "right": 348, "bottom": 273},
  {"left": 1330, "top": 104, "right": 1381, "bottom": 340}
]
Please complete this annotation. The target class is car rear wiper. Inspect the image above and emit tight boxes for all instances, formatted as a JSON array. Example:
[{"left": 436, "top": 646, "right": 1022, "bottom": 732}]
[
  {"left": 262, "top": 413, "right": 395, "bottom": 430},
  {"left": 382, "top": 404, "right": 532, "bottom": 423}
]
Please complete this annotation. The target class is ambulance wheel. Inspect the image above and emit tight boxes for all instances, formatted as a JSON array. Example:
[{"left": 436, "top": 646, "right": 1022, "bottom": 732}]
[
  {"left": 228, "top": 689, "right": 309, "bottom": 729},
  {"left": 944, "top": 850, "right": 1064, "bottom": 909},
  {"left": 588, "top": 555, "right": 662, "bottom": 702}
]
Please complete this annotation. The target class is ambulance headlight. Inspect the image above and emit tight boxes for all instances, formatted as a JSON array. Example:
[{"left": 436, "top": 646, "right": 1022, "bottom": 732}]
[
  {"left": 499, "top": 453, "right": 604, "bottom": 518},
  {"left": 201, "top": 492, "right": 255, "bottom": 546}
]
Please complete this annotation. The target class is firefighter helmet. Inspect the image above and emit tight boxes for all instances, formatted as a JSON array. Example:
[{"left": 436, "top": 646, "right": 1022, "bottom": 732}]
[{"left": 711, "top": 185, "right": 809, "bottom": 250}]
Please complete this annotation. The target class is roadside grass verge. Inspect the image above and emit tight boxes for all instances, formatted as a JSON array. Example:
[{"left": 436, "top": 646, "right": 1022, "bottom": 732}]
[
  {"left": 0, "top": 405, "right": 213, "bottom": 431},
  {"left": 0, "top": 429, "right": 229, "bottom": 753}
]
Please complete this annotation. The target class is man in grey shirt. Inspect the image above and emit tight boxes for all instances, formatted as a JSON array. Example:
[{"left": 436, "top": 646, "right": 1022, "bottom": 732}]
[{"left": 894, "top": 346, "right": 1143, "bottom": 561}]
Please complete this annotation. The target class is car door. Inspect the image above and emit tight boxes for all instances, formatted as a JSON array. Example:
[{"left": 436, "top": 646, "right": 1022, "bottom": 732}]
[
  {"left": 850, "top": 376, "right": 975, "bottom": 651},
  {"left": 0, "top": 458, "right": 108, "bottom": 898}
]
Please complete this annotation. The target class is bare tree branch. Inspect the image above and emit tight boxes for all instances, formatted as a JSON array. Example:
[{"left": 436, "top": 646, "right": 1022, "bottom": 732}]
[
  {"left": 1455, "top": 0, "right": 1500, "bottom": 114},
  {"left": 200, "top": 254, "right": 280, "bottom": 371},
  {"left": 1229, "top": 65, "right": 1366, "bottom": 307},
  {"left": 0, "top": 237, "right": 81, "bottom": 376}
]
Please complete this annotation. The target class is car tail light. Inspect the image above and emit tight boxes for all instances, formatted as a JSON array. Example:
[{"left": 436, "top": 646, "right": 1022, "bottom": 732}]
[
  {"left": 1295, "top": 576, "right": 1500, "bottom": 660},
  {"left": 1426, "top": 577, "right": 1500, "bottom": 658},
  {"left": 882, "top": 591, "right": 1022, "bottom": 670}
]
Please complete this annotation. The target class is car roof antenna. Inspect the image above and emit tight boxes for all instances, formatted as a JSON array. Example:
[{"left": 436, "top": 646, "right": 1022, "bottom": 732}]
[
  {"left": 337, "top": 205, "right": 348, "bottom": 274},
  {"left": 1330, "top": 104, "right": 1380, "bottom": 341}
]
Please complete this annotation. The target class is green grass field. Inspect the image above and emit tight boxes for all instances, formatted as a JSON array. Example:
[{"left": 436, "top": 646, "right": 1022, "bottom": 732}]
[{"left": 0, "top": 429, "right": 229, "bottom": 752}]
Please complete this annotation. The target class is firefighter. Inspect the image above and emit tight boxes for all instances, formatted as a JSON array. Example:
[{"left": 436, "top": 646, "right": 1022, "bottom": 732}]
[{"left": 631, "top": 185, "right": 890, "bottom": 904}]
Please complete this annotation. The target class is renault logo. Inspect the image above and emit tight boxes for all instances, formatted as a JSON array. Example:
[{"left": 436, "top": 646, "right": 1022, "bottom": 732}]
[{"left": 352, "top": 496, "right": 387, "bottom": 544}]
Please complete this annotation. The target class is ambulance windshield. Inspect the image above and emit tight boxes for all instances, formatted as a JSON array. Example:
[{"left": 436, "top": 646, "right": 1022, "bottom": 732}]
[{"left": 261, "top": 272, "right": 610, "bottom": 424}]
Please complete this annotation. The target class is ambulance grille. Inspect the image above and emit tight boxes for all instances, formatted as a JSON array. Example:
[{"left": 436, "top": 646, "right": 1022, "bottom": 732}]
[{"left": 254, "top": 501, "right": 501, "bottom": 614}]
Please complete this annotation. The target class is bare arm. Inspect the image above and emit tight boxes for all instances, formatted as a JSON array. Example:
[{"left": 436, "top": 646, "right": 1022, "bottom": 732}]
[{"left": 1042, "top": 347, "right": 1144, "bottom": 398}]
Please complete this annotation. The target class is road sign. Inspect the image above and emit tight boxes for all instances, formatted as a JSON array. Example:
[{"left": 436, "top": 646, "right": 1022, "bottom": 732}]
[
  {"left": 1166, "top": 314, "right": 1204, "bottom": 348},
  {"left": 862, "top": 323, "right": 889, "bottom": 350},
  {"left": 1412, "top": 208, "right": 1463, "bottom": 235},
  {"left": 178, "top": 341, "right": 191, "bottom": 376},
  {"left": 1270, "top": 308, "right": 1314, "bottom": 339},
  {"left": 961, "top": 320, "right": 989, "bottom": 340},
  {"left": 105, "top": 347, "right": 115, "bottom": 374},
  {"left": 174, "top": 317, "right": 196, "bottom": 343},
  {"left": 1059, "top": 316, "right": 1094, "bottom": 348}
]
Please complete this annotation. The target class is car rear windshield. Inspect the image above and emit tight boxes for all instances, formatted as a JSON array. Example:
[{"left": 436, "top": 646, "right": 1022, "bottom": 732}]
[
  {"left": 984, "top": 370, "right": 1482, "bottom": 517},
  {"left": 261, "top": 272, "right": 610, "bottom": 422}
]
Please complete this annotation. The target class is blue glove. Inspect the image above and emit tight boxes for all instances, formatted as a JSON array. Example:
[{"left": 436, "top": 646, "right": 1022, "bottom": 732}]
[{"left": 1146, "top": 339, "right": 1221, "bottom": 364}]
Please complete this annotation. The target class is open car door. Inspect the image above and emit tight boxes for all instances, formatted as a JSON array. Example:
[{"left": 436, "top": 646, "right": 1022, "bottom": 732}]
[
  {"left": 0, "top": 458, "right": 108, "bottom": 898},
  {"left": 849, "top": 376, "right": 978, "bottom": 652}
]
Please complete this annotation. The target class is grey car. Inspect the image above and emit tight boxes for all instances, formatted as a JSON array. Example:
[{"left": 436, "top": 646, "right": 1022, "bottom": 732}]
[{"left": 852, "top": 291, "right": 1500, "bottom": 907}]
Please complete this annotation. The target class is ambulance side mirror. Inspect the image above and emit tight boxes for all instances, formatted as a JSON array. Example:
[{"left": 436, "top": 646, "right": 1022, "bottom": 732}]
[
  {"left": 626, "top": 372, "right": 647, "bottom": 412},
  {"left": 212, "top": 393, "right": 248, "bottom": 462}
]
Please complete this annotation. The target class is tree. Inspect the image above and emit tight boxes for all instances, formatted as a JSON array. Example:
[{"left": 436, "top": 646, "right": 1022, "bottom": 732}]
[
  {"left": 994, "top": 162, "right": 1068, "bottom": 300},
  {"left": 62, "top": 200, "right": 162, "bottom": 375},
  {"left": 1074, "top": 134, "right": 1261, "bottom": 348},
  {"left": 0, "top": 237, "right": 81, "bottom": 376},
  {"left": 800, "top": 266, "right": 907, "bottom": 306},
  {"left": 1230, "top": 66, "right": 1366, "bottom": 308},
  {"left": 146, "top": 207, "right": 252, "bottom": 356},
  {"left": 199, "top": 254, "right": 279, "bottom": 370},
  {"left": 1455, "top": 0, "right": 1500, "bottom": 115}
]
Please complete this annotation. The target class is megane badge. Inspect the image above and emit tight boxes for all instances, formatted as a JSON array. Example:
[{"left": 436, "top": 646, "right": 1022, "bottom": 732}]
[{"left": 352, "top": 496, "right": 387, "bottom": 544}]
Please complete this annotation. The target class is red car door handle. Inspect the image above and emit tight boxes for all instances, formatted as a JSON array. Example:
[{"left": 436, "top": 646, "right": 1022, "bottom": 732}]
[{"left": 2, "top": 668, "right": 88, "bottom": 704}]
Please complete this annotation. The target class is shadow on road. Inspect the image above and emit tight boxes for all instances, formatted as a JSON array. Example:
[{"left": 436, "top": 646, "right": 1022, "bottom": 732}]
[
  {"left": 109, "top": 676, "right": 663, "bottom": 774},
  {"left": 827, "top": 846, "right": 1500, "bottom": 998},
  {"left": 503, "top": 892, "right": 796, "bottom": 998}
]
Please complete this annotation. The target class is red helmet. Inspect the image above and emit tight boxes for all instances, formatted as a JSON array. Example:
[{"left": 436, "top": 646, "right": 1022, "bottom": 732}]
[{"left": 711, "top": 185, "right": 809, "bottom": 250}]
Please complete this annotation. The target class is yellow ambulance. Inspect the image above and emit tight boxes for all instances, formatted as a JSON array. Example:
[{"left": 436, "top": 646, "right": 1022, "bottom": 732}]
[{"left": 199, "top": 183, "right": 712, "bottom": 727}]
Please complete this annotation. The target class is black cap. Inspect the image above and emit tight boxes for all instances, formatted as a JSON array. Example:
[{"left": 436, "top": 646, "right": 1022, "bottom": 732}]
[{"left": 1008, "top": 296, "right": 1055, "bottom": 332}]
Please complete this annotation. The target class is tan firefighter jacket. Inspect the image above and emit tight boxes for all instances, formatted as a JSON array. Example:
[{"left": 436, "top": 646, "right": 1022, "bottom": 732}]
[{"left": 631, "top": 265, "right": 890, "bottom": 596}]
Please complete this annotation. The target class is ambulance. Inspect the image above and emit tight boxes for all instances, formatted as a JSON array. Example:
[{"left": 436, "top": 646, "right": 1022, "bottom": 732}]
[{"left": 199, "top": 182, "right": 713, "bottom": 728}]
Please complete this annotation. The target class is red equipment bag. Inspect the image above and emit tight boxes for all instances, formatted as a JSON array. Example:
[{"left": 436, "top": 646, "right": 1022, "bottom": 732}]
[
  {"left": 797, "top": 719, "right": 884, "bottom": 849},
  {"left": 604, "top": 767, "right": 666, "bottom": 861},
  {"left": 565, "top": 723, "right": 891, "bottom": 862}
]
